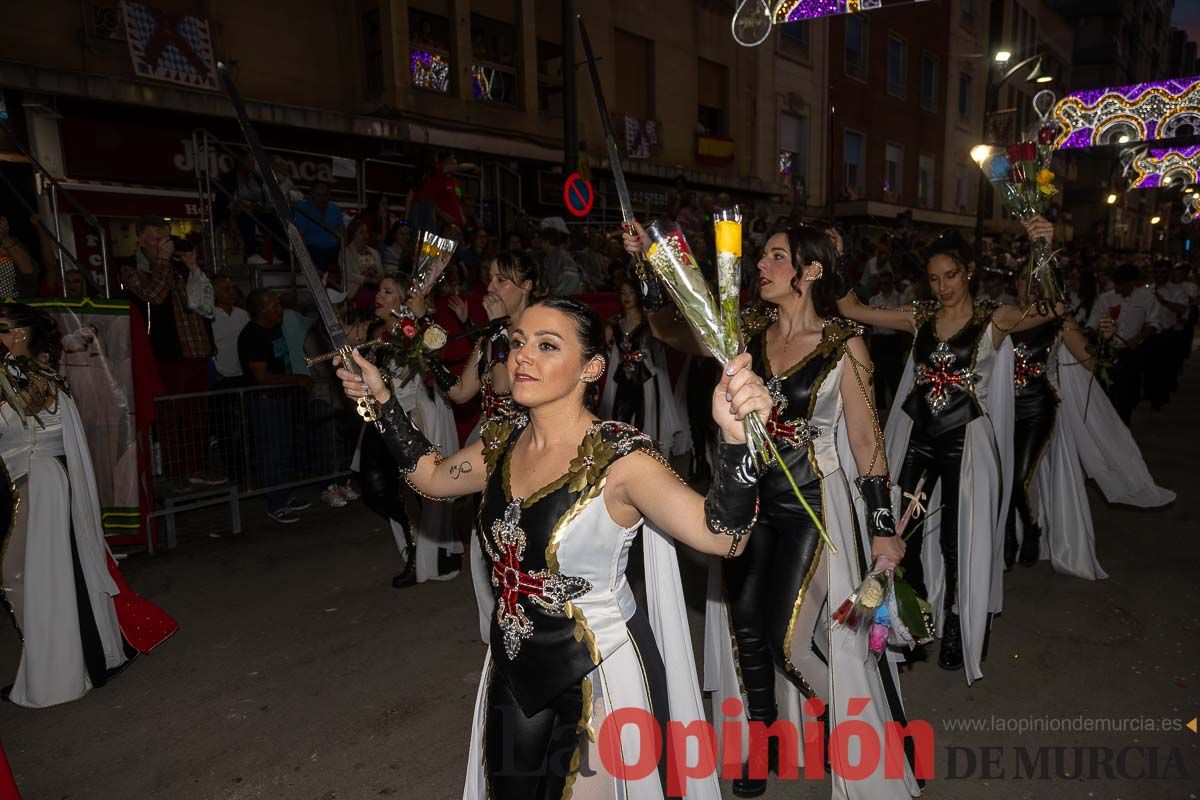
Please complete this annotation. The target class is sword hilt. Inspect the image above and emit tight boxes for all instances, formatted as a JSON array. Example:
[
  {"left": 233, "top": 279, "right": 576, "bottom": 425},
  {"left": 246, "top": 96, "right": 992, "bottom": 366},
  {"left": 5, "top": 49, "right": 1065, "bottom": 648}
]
[{"left": 304, "top": 339, "right": 386, "bottom": 368}]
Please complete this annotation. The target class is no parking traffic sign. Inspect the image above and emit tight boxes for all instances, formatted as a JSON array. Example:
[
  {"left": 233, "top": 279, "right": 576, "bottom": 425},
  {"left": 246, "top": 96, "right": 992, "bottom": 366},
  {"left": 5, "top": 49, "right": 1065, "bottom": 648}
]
[{"left": 563, "top": 172, "right": 594, "bottom": 218}]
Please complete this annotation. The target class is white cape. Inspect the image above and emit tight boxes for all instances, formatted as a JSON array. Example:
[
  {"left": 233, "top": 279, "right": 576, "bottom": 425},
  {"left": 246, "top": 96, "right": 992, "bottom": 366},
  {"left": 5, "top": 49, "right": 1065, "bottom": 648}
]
[
  {"left": 599, "top": 338, "right": 689, "bottom": 457},
  {"left": 5, "top": 395, "right": 126, "bottom": 708}
]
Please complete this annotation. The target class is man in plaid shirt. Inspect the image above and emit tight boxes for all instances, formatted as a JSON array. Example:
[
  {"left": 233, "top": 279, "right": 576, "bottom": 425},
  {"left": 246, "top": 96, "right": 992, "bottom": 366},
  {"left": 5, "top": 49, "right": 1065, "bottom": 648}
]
[{"left": 119, "top": 214, "right": 216, "bottom": 482}]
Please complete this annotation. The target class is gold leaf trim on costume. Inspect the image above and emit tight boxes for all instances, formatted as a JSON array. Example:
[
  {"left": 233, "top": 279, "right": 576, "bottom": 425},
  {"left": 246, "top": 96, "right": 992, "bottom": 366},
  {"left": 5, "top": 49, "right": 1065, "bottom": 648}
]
[
  {"left": 545, "top": 474, "right": 607, "bottom": 572},
  {"left": 561, "top": 676, "right": 595, "bottom": 800},
  {"left": 564, "top": 600, "right": 601, "bottom": 665},
  {"left": 782, "top": 484, "right": 827, "bottom": 698}
]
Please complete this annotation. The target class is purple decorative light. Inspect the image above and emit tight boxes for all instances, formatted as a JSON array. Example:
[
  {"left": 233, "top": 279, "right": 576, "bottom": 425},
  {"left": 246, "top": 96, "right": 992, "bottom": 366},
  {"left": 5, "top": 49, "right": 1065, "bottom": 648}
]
[
  {"left": 1054, "top": 74, "right": 1200, "bottom": 149},
  {"left": 774, "top": 0, "right": 929, "bottom": 23},
  {"left": 1128, "top": 145, "right": 1200, "bottom": 189}
]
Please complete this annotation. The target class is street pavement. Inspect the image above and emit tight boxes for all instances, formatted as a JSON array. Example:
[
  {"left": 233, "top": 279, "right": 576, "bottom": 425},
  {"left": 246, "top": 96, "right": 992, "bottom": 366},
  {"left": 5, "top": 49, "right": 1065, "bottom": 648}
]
[{"left": 2, "top": 365, "right": 1198, "bottom": 800}]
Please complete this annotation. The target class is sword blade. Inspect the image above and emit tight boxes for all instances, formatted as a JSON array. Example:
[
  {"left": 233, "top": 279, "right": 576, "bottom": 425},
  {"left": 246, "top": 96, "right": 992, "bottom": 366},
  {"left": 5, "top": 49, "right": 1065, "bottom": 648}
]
[
  {"left": 577, "top": 16, "right": 635, "bottom": 224},
  {"left": 216, "top": 63, "right": 347, "bottom": 350}
]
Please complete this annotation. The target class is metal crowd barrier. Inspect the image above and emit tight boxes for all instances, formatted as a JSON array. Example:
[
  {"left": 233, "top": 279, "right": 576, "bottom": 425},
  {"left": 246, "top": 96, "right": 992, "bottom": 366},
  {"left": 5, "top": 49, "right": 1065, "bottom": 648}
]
[{"left": 147, "top": 381, "right": 357, "bottom": 550}]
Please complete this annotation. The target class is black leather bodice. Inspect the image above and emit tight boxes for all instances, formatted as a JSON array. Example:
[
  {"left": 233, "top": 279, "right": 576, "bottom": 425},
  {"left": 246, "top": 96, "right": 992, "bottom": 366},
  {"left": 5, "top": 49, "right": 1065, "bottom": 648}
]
[
  {"left": 475, "top": 415, "right": 657, "bottom": 713},
  {"left": 610, "top": 316, "right": 653, "bottom": 385},
  {"left": 745, "top": 314, "right": 862, "bottom": 498},
  {"left": 1011, "top": 319, "right": 1062, "bottom": 418},
  {"left": 900, "top": 302, "right": 995, "bottom": 437}
]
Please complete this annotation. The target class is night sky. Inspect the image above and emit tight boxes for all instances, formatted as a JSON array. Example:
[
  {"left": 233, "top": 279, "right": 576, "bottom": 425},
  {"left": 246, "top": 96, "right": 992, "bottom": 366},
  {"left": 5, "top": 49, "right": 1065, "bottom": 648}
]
[{"left": 1175, "top": 1, "right": 1200, "bottom": 47}]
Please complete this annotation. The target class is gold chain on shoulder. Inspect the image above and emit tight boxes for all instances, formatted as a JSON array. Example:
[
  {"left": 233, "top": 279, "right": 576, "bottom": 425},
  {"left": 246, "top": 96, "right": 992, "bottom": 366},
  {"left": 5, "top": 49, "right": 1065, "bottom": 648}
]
[{"left": 841, "top": 344, "right": 886, "bottom": 475}]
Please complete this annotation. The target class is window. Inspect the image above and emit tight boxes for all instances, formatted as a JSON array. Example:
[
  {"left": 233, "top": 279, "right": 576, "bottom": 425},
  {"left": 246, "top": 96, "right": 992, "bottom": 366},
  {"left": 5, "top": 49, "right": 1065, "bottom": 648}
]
[
  {"left": 918, "top": 154, "right": 936, "bottom": 207},
  {"left": 885, "top": 142, "right": 904, "bottom": 195},
  {"left": 537, "top": 39, "right": 563, "bottom": 114},
  {"left": 962, "top": 0, "right": 975, "bottom": 25},
  {"left": 887, "top": 35, "right": 906, "bottom": 97},
  {"left": 843, "top": 130, "right": 865, "bottom": 197},
  {"left": 409, "top": 8, "right": 452, "bottom": 94},
  {"left": 958, "top": 72, "right": 972, "bottom": 121},
  {"left": 845, "top": 16, "right": 868, "bottom": 80},
  {"left": 471, "top": 14, "right": 518, "bottom": 105},
  {"left": 698, "top": 58, "right": 729, "bottom": 135},
  {"left": 780, "top": 112, "right": 809, "bottom": 189},
  {"left": 779, "top": 21, "right": 811, "bottom": 60},
  {"left": 920, "top": 52, "right": 938, "bottom": 112},
  {"left": 615, "top": 30, "right": 655, "bottom": 119}
]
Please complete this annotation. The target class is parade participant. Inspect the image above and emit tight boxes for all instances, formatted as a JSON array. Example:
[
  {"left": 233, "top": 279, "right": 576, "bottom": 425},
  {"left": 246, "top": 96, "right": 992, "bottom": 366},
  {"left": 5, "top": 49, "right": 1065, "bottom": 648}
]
[
  {"left": 0, "top": 304, "right": 177, "bottom": 708},
  {"left": 1004, "top": 275, "right": 1175, "bottom": 578},
  {"left": 337, "top": 296, "right": 772, "bottom": 799},
  {"left": 446, "top": 251, "right": 539, "bottom": 431},
  {"left": 836, "top": 219, "right": 1057, "bottom": 683},
  {"left": 352, "top": 277, "right": 460, "bottom": 588},
  {"left": 598, "top": 278, "right": 688, "bottom": 455},
  {"left": 631, "top": 223, "right": 920, "bottom": 798}
]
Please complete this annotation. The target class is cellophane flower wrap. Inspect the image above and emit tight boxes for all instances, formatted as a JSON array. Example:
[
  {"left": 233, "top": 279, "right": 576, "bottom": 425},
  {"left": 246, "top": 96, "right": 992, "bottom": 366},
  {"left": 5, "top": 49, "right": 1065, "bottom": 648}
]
[
  {"left": 645, "top": 219, "right": 834, "bottom": 553},
  {"left": 374, "top": 308, "right": 449, "bottom": 390},
  {"left": 834, "top": 475, "right": 934, "bottom": 654},
  {"left": 411, "top": 231, "right": 457, "bottom": 296},
  {"left": 973, "top": 126, "right": 1063, "bottom": 310}
]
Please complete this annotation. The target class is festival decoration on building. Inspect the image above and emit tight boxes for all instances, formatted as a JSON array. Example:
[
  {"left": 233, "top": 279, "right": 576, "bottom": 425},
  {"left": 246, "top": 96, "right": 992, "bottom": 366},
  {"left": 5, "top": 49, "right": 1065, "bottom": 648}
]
[
  {"left": 120, "top": 1, "right": 218, "bottom": 90},
  {"left": 410, "top": 49, "right": 450, "bottom": 93},
  {"left": 732, "top": 0, "right": 932, "bottom": 47},
  {"left": 1051, "top": 75, "right": 1200, "bottom": 149}
]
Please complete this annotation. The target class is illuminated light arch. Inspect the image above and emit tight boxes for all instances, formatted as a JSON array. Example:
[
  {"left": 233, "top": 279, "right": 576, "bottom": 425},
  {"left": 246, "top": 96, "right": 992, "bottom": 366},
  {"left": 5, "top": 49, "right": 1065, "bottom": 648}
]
[
  {"left": 1052, "top": 76, "right": 1200, "bottom": 149},
  {"left": 1126, "top": 145, "right": 1200, "bottom": 189}
]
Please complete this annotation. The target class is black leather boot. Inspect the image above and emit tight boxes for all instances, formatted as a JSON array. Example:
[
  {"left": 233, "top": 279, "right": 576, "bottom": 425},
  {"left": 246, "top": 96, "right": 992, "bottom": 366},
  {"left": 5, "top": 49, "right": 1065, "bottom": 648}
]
[
  {"left": 1003, "top": 526, "right": 1018, "bottom": 571},
  {"left": 731, "top": 731, "right": 778, "bottom": 798},
  {"left": 391, "top": 547, "right": 416, "bottom": 589},
  {"left": 938, "top": 612, "right": 964, "bottom": 671},
  {"left": 1018, "top": 524, "right": 1041, "bottom": 566}
]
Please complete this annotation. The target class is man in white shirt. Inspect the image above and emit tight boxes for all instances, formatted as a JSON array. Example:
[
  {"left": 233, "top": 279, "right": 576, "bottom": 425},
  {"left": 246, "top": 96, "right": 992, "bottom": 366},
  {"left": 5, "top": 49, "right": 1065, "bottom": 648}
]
[
  {"left": 1169, "top": 262, "right": 1198, "bottom": 359},
  {"left": 978, "top": 265, "right": 1016, "bottom": 305},
  {"left": 211, "top": 275, "right": 250, "bottom": 384},
  {"left": 1149, "top": 262, "right": 1193, "bottom": 404},
  {"left": 1086, "top": 263, "right": 1163, "bottom": 423},
  {"left": 868, "top": 271, "right": 908, "bottom": 410}
]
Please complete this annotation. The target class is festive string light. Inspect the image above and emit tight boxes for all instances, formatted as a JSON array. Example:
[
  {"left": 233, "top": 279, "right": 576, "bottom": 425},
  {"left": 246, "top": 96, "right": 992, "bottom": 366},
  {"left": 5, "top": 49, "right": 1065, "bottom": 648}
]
[{"left": 1052, "top": 75, "right": 1200, "bottom": 149}]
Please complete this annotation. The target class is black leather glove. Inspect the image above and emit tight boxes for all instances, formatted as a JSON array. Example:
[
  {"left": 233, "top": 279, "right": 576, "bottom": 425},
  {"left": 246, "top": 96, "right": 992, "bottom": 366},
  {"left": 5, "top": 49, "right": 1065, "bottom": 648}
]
[
  {"left": 640, "top": 273, "right": 666, "bottom": 312},
  {"left": 375, "top": 395, "right": 438, "bottom": 474},
  {"left": 427, "top": 357, "right": 458, "bottom": 395},
  {"left": 856, "top": 475, "right": 897, "bottom": 538},
  {"left": 704, "top": 439, "right": 760, "bottom": 557}
]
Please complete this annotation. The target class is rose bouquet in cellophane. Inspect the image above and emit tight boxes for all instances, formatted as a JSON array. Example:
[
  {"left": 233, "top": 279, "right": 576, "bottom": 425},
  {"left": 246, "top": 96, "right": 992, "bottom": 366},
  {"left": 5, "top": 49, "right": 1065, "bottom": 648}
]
[
  {"left": 972, "top": 123, "right": 1063, "bottom": 310},
  {"left": 644, "top": 217, "right": 835, "bottom": 553},
  {"left": 834, "top": 474, "right": 936, "bottom": 655},
  {"left": 373, "top": 308, "right": 455, "bottom": 394},
  {"left": 411, "top": 231, "right": 458, "bottom": 296}
]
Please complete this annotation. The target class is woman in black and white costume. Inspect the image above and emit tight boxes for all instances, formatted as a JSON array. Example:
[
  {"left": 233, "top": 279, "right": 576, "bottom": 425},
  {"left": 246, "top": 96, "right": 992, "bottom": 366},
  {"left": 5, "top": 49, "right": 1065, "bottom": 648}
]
[
  {"left": 338, "top": 296, "right": 774, "bottom": 799},
  {"left": 1004, "top": 273, "right": 1175, "bottom": 579},
  {"left": 631, "top": 224, "right": 921, "bottom": 799},
  {"left": 599, "top": 278, "right": 689, "bottom": 457},
  {"left": 836, "top": 220, "right": 1058, "bottom": 683}
]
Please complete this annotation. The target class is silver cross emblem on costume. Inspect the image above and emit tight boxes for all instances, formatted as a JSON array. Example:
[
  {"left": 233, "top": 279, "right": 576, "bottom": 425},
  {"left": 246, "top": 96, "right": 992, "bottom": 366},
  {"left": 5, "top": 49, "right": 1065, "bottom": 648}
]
[{"left": 915, "top": 341, "right": 979, "bottom": 415}]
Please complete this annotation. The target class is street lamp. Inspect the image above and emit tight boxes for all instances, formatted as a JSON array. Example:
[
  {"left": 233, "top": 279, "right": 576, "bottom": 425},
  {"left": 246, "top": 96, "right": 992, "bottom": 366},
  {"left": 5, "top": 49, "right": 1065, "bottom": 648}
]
[
  {"left": 970, "top": 144, "right": 992, "bottom": 164},
  {"left": 1107, "top": 193, "right": 1118, "bottom": 204},
  {"left": 994, "top": 50, "right": 1012, "bottom": 63},
  {"left": 1150, "top": 215, "right": 1162, "bottom": 225},
  {"left": 1035, "top": 75, "right": 1053, "bottom": 84}
]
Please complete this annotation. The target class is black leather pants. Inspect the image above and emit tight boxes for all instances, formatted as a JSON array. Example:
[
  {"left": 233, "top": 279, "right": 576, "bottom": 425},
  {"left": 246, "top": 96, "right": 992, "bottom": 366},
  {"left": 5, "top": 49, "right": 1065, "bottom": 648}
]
[
  {"left": 725, "top": 480, "right": 826, "bottom": 722},
  {"left": 1005, "top": 398, "right": 1057, "bottom": 553},
  {"left": 357, "top": 424, "right": 413, "bottom": 552},
  {"left": 896, "top": 423, "right": 967, "bottom": 611}
]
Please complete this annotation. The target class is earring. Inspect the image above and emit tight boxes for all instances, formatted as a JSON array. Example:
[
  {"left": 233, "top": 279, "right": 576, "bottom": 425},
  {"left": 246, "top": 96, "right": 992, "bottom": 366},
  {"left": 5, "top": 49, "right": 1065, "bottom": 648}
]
[{"left": 805, "top": 261, "right": 824, "bottom": 282}]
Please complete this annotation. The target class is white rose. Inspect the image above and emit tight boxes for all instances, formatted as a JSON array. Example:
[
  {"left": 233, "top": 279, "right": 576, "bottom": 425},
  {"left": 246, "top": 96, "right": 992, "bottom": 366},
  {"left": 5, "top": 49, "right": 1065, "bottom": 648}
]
[{"left": 422, "top": 324, "right": 448, "bottom": 351}]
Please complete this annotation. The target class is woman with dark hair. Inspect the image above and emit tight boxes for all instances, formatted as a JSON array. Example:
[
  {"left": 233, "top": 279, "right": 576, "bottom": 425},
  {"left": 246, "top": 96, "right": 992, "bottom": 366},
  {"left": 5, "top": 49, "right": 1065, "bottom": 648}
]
[
  {"left": 835, "top": 217, "right": 1057, "bottom": 683},
  {"left": 626, "top": 223, "right": 922, "bottom": 798},
  {"left": 337, "top": 296, "right": 773, "bottom": 799},
  {"left": 352, "top": 277, "right": 461, "bottom": 588},
  {"left": 598, "top": 278, "right": 688, "bottom": 455},
  {"left": 379, "top": 220, "right": 413, "bottom": 275},
  {"left": 0, "top": 304, "right": 177, "bottom": 707},
  {"left": 342, "top": 217, "right": 383, "bottom": 312},
  {"left": 1002, "top": 273, "right": 1173, "bottom": 578},
  {"left": 446, "top": 251, "right": 540, "bottom": 430}
]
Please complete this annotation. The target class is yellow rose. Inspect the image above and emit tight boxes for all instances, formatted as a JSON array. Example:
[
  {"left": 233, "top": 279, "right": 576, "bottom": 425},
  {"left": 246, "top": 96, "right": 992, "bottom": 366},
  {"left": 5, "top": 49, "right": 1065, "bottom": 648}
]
[
  {"left": 1036, "top": 169, "right": 1056, "bottom": 195},
  {"left": 422, "top": 324, "right": 448, "bottom": 351}
]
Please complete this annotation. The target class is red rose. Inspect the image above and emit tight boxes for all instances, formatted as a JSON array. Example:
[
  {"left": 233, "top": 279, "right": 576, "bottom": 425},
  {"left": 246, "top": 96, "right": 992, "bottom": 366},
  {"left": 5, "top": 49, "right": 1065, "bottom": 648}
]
[
  {"left": 401, "top": 322, "right": 418, "bottom": 338},
  {"left": 1007, "top": 145, "right": 1022, "bottom": 163},
  {"left": 1108, "top": 305, "right": 1122, "bottom": 321},
  {"left": 1015, "top": 142, "right": 1036, "bottom": 162}
]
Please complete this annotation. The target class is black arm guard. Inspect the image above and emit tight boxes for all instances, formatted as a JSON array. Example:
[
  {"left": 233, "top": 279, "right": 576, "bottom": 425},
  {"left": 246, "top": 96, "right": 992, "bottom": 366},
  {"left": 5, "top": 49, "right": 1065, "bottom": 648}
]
[
  {"left": 856, "top": 475, "right": 897, "bottom": 538},
  {"left": 640, "top": 274, "right": 667, "bottom": 313},
  {"left": 375, "top": 394, "right": 438, "bottom": 474},
  {"left": 427, "top": 357, "right": 458, "bottom": 395},
  {"left": 704, "top": 440, "right": 760, "bottom": 557}
]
